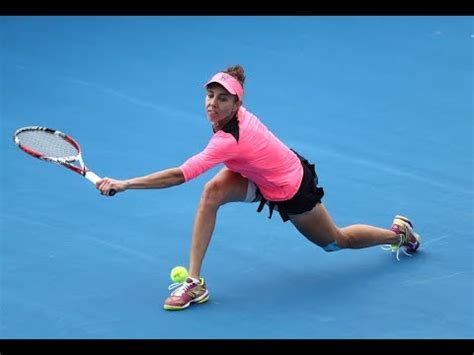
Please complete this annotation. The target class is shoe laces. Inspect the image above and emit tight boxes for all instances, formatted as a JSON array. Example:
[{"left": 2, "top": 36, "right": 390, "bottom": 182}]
[
  {"left": 381, "top": 234, "right": 412, "bottom": 261},
  {"left": 168, "top": 279, "right": 198, "bottom": 297}
]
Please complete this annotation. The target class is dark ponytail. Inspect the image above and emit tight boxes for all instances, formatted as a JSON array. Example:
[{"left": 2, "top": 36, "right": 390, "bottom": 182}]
[{"left": 224, "top": 65, "right": 245, "bottom": 87}]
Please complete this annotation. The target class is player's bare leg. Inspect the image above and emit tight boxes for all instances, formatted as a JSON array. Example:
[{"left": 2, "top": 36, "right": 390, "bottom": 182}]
[
  {"left": 289, "top": 203, "right": 399, "bottom": 249},
  {"left": 188, "top": 168, "right": 248, "bottom": 278}
]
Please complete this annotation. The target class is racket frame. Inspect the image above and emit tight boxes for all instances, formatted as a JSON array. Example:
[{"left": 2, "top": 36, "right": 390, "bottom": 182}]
[{"left": 13, "top": 126, "right": 102, "bottom": 185}]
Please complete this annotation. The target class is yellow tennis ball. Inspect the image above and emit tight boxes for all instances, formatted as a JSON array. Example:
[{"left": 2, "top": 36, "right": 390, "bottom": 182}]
[{"left": 170, "top": 266, "right": 188, "bottom": 283}]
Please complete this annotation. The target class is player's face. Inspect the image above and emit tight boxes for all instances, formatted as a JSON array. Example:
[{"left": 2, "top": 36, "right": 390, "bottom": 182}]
[{"left": 205, "top": 84, "right": 240, "bottom": 128}]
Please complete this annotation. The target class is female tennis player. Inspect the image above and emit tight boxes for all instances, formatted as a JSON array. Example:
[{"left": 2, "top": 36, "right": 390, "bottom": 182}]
[{"left": 96, "top": 65, "right": 421, "bottom": 311}]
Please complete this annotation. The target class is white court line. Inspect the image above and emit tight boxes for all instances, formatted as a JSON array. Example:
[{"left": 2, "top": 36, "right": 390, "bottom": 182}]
[
  {"left": 11, "top": 64, "right": 203, "bottom": 124},
  {"left": 290, "top": 141, "right": 473, "bottom": 196},
  {"left": 11, "top": 64, "right": 473, "bottom": 196},
  {"left": 2, "top": 213, "right": 158, "bottom": 264},
  {"left": 402, "top": 271, "right": 471, "bottom": 287},
  {"left": 422, "top": 234, "right": 451, "bottom": 247}
]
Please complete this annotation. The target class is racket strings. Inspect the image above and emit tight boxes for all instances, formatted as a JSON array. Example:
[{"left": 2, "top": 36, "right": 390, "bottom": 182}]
[{"left": 17, "top": 130, "right": 79, "bottom": 159}]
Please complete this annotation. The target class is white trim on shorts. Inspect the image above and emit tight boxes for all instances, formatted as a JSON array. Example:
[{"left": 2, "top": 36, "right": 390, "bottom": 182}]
[
  {"left": 244, "top": 180, "right": 259, "bottom": 203},
  {"left": 244, "top": 181, "right": 279, "bottom": 211}
]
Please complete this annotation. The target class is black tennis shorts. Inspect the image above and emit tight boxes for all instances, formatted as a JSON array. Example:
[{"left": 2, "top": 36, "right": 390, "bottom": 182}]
[{"left": 256, "top": 149, "right": 325, "bottom": 222}]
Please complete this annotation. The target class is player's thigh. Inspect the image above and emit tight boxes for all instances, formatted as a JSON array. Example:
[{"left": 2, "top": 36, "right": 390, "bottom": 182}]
[
  {"left": 288, "top": 203, "right": 341, "bottom": 247},
  {"left": 205, "top": 167, "right": 249, "bottom": 204}
]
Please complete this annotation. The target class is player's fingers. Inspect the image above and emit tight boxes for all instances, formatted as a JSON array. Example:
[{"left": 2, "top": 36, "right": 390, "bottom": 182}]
[
  {"left": 98, "top": 178, "right": 112, "bottom": 193},
  {"left": 98, "top": 179, "right": 110, "bottom": 195},
  {"left": 105, "top": 181, "right": 118, "bottom": 197},
  {"left": 104, "top": 184, "right": 114, "bottom": 196},
  {"left": 97, "top": 178, "right": 120, "bottom": 197},
  {"left": 96, "top": 177, "right": 107, "bottom": 189}
]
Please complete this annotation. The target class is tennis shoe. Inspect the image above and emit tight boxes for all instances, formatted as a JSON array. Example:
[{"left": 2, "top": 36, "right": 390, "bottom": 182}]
[
  {"left": 163, "top": 277, "right": 209, "bottom": 311},
  {"left": 382, "top": 215, "right": 421, "bottom": 261}
]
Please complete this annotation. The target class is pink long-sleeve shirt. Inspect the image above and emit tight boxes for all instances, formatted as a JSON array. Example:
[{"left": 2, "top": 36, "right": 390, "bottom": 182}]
[{"left": 179, "top": 107, "right": 303, "bottom": 201}]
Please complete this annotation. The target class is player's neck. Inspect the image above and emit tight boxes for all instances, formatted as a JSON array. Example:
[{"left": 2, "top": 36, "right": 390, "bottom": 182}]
[{"left": 213, "top": 113, "right": 236, "bottom": 132}]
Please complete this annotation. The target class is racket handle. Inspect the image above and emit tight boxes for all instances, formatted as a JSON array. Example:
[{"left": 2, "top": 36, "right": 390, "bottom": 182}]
[
  {"left": 85, "top": 171, "right": 101, "bottom": 184},
  {"left": 109, "top": 189, "right": 116, "bottom": 196}
]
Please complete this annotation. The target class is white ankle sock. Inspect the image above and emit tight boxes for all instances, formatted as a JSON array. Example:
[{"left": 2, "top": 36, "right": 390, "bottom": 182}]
[{"left": 188, "top": 277, "right": 200, "bottom": 284}]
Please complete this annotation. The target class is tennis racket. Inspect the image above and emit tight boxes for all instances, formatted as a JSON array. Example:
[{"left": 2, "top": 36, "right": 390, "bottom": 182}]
[{"left": 13, "top": 126, "right": 116, "bottom": 196}]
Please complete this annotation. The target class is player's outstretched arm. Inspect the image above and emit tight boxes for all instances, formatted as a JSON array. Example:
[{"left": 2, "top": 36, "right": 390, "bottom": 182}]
[{"left": 96, "top": 167, "right": 185, "bottom": 196}]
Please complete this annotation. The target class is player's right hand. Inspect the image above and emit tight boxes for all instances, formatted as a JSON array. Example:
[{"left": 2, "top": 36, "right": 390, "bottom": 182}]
[{"left": 96, "top": 177, "right": 126, "bottom": 196}]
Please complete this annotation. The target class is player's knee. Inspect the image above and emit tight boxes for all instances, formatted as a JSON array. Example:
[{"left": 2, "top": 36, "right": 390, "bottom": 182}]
[
  {"left": 321, "top": 241, "right": 342, "bottom": 252},
  {"left": 323, "top": 230, "right": 348, "bottom": 251},
  {"left": 333, "top": 231, "right": 353, "bottom": 249},
  {"left": 201, "top": 180, "right": 225, "bottom": 208}
]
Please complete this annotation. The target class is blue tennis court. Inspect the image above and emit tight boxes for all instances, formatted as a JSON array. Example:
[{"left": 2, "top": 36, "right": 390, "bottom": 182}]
[{"left": 1, "top": 16, "right": 473, "bottom": 339}]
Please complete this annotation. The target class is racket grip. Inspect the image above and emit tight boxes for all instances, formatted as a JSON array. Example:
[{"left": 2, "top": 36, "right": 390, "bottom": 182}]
[
  {"left": 109, "top": 189, "right": 116, "bottom": 196},
  {"left": 85, "top": 171, "right": 101, "bottom": 184}
]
